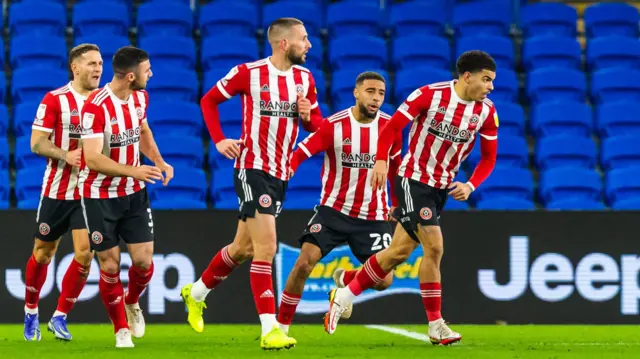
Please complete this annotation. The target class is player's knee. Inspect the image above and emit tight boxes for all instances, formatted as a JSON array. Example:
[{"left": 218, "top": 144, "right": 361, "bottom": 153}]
[
  {"left": 422, "top": 241, "right": 443, "bottom": 261},
  {"left": 99, "top": 259, "right": 120, "bottom": 274},
  {"left": 33, "top": 242, "right": 57, "bottom": 264},
  {"left": 74, "top": 250, "right": 94, "bottom": 269},
  {"left": 132, "top": 258, "right": 152, "bottom": 271},
  {"left": 387, "top": 242, "right": 413, "bottom": 267},
  {"left": 253, "top": 240, "right": 277, "bottom": 259},
  {"left": 292, "top": 257, "right": 316, "bottom": 279},
  {"left": 228, "top": 241, "right": 253, "bottom": 263}
]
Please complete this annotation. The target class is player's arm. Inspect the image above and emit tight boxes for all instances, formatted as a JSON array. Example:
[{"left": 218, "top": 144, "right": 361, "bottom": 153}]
[
  {"left": 450, "top": 107, "right": 499, "bottom": 201},
  {"left": 81, "top": 103, "right": 162, "bottom": 183},
  {"left": 201, "top": 64, "right": 248, "bottom": 159},
  {"left": 139, "top": 93, "right": 173, "bottom": 185},
  {"left": 386, "top": 131, "right": 403, "bottom": 208},
  {"left": 298, "top": 73, "right": 323, "bottom": 132},
  {"left": 371, "top": 87, "right": 432, "bottom": 189},
  {"left": 289, "top": 119, "right": 333, "bottom": 176},
  {"left": 30, "top": 93, "right": 81, "bottom": 166}
]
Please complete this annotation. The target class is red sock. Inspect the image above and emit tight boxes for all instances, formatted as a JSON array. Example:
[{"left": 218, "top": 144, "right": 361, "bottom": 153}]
[
  {"left": 201, "top": 245, "right": 238, "bottom": 289},
  {"left": 56, "top": 258, "right": 89, "bottom": 314},
  {"left": 420, "top": 282, "right": 442, "bottom": 322},
  {"left": 99, "top": 270, "right": 128, "bottom": 333},
  {"left": 277, "top": 291, "right": 301, "bottom": 325},
  {"left": 347, "top": 255, "right": 389, "bottom": 296},
  {"left": 125, "top": 262, "right": 154, "bottom": 305},
  {"left": 250, "top": 261, "right": 275, "bottom": 315},
  {"left": 25, "top": 255, "right": 49, "bottom": 310},
  {"left": 342, "top": 270, "right": 357, "bottom": 286}
]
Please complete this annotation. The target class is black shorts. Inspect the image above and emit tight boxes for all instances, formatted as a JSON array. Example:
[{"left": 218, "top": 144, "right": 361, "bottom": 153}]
[
  {"left": 299, "top": 205, "right": 394, "bottom": 263},
  {"left": 81, "top": 189, "right": 154, "bottom": 252},
  {"left": 35, "top": 197, "right": 86, "bottom": 242},
  {"left": 234, "top": 169, "right": 287, "bottom": 221},
  {"left": 392, "top": 176, "right": 448, "bottom": 243}
]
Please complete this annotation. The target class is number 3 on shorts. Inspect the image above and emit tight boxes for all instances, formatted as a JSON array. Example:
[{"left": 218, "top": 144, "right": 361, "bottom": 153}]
[{"left": 370, "top": 233, "right": 392, "bottom": 251}]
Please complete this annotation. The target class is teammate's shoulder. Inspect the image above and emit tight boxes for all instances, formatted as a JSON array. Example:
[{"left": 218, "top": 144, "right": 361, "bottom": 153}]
[
  {"left": 86, "top": 87, "right": 110, "bottom": 105},
  {"left": 245, "top": 58, "right": 268, "bottom": 70},
  {"left": 425, "top": 80, "right": 451, "bottom": 91},
  {"left": 292, "top": 64, "right": 312, "bottom": 74},
  {"left": 482, "top": 98, "right": 495, "bottom": 108},
  {"left": 48, "top": 83, "right": 71, "bottom": 97},
  {"left": 327, "top": 108, "right": 350, "bottom": 123}
]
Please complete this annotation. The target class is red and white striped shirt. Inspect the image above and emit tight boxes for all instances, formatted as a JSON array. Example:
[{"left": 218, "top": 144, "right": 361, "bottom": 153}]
[
  {"left": 32, "top": 83, "right": 86, "bottom": 200},
  {"left": 78, "top": 85, "right": 148, "bottom": 199},
  {"left": 207, "top": 58, "right": 322, "bottom": 181},
  {"left": 290, "top": 108, "right": 402, "bottom": 221}
]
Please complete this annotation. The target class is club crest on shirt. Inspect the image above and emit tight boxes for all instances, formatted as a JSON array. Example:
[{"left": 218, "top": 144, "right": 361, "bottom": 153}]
[
  {"left": 136, "top": 107, "right": 144, "bottom": 120},
  {"left": 36, "top": 104, "right": 47, "bottom": 120},
  {"left": 296, "top": 84, "right": 304, "bottom": 94},
  {"left": 470, "top": 114, "right": 480, "bottom": 124}
]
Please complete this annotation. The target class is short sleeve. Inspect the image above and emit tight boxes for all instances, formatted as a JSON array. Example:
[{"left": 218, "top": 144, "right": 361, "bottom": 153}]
[
  {"left": 81, "top": 102, "right": 106, "bottom": 139},
  {"left": 397, "top": 85, "right": 433, "bottom": 121},
  {"left": 306, "top": 72, "right": 319, "bottom": 110},
  {"left": 216, "top": 64, "right": 249, "bottom": 99},
  {"left": 32, "top": 93, "right": 60, "bottom": 133},
  {"left": 479, "top": 106, "right": 498, "bottom": 140}
]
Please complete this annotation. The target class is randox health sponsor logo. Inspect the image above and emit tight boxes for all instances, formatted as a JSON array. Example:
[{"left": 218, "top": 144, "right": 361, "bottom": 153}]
[{"left": 275, "top": 243, "right": 424, "bottom": 314}]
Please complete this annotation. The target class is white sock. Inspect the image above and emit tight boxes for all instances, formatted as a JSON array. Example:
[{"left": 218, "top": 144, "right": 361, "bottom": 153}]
[
  {"left": 339, "top": 271, "right": 346, "bottom": 287},
  {"left": 335, "top": 287, "right": 356, "bottom": 305},
  {"left": 24, "top": 306, "right": 38, "bottom": 315},
  {"left": 259, "top": 314, "right": 278, "bottom": 337},
  {"left": 190, "top": 278, "right": 211, "bottom": 302},
  {"left": 279, "top": 323, "right": 290, "bottom": 335},
  {"left": 52, "top": 310, "right": 66, "bottom": 318}
]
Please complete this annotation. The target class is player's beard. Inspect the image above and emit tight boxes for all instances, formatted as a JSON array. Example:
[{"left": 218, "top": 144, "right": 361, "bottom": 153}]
[
  {"left": 358, "top": 102, "right": 377, "bottom": 119},
  {"left": 287, "top": 49, "right": 306, "bottom": 65},
  {"left": 130, "top": 78, "right": 146, "bottom": 91}
]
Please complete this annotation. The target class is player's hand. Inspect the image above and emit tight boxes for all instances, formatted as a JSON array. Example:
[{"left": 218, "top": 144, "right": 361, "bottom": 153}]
[
  {"left": 297, "top": 93, "right": 311, "bottom": 122},
  {"left": 156, "top": 161, "right": 174, "bottom": 186},
  {"left": 289, "top": 168, "right": 295, "bottom": 178},
  {"left": 65, "top": 148, "right": 82, "bottom": 167},
  {"left": 388, "top": 206, "right": 397, "bottom": 222},
  {"left": 131, "top": 165, "right": 164, "bottom": 184},
  {"left": 371, "top": 160, "right": 387, "bottom": 190},
  {"left": 448, "top": 181, "right": 473, "bottom": 201},
  {"left": 216, "top": 138, "right": 244, "bottom": 159}
]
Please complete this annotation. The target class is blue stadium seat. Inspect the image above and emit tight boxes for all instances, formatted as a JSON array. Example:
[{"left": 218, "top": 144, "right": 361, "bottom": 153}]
[
  {"left": 153, "top": 135, "right": 203, "bottom": 168},
  {"left": 0, "top": 106, "right": 8, "bottom": 137},
  {"left": 522, "top": 36, "right": 582, "bottom": 71},
  {"left": 596, "top": 102, "right": 640, "bottom": 137},
  {"left": 527, "top": 68, "right": 586, "bottom": 104},
  {"left": 390, "top": 1, "right": 447, "bottom": 37},
  {"left": 0, "top": 138, "right": 9, "bottom": 169},
  {"left": 201, "top": 68, "right": 228, "bottom": 94},
  {"left": 9, "top": 1, "right": 66, "bottom": 36},
  {"left": 13, "top": 102, "right": 40, "bottom": 137},
  {"left": 393, "top": 35, "right": 450, "bottom": 71},
  {"left": 519, "top": 2, "right": 577, "bottom": 38},
  {"left": 612, "top": 198, "right": 640, "bottom": 210},
  {"left": 218, "top": 96, "right": 243, "bottom": 126},
  {"left": 330, "top": 69, "right": 390, "bottom": 108},
  {"left": 201, "top": 36, "right": 259, "bottom": 72},
  {"left": 329, "top": 36, "right": 387, "bottom": 71},
  {"left": 211, "top": 167, "right": 236, "bottom": 202},
  {"left": 287, "top": 165, "right": 321, "bottom": 209},
  {"left": 312, "top": 69, "right": 326, "bottom": 103},
  {"left": 0, "top": 171, "right": 10, "bottom": 209},
  {"left": 15, "top": 136, "right": 47, "bottom": 171},
  {"left": 0, "top": 76, "right": 6, "bottom": 104},
  {"left": 262, "top": 2, "right": 322, "bottom": 37},
  {"left": 476, "top": 197, "right": 536, "bottom": 210},
  {"left": 137, "top": 1, "right": 193, "bottom": 37},
  {"left": 473, "top": 167, "right": 534, "bottom": 202},
  {"left": 147, "top": 167, "right": 207, "bottom": 208},
  {"left": 536, "top": 135, "right": 597, "bottom": 170},
  {"left": 208, "top": 126, "right": 243, "bottom": 170},
  {"left": 380, "top": 103, "right": 395, "bottom": 116},
  {"left": 306, "top": 36, "right": 323, "bottom": 70},
  {"left": 146, "top": 69, "right": 198, "bottom": 102},
  {"left": 11, "top": 35, "right": 66, "bottom": 70},
  {"left": 467, "top": 135, "right": 528, "bottom": 170},
  {"left": 492, "top": 101, "right": 525, "bottom": 136},
  {"left": 12, "top": 69, "right": 68, "bottom": 105},
  {"left": 73, "top": 1, "right": 129, "bottom": 37},
  {"left": 199, "top": 1, "right": 258, "bottom": 37},
  {"left": 539, "top": 168, "right": 602, "bottom": 204},
  {"left": 546, "top": 198, "right": 606, "bottom": 210},
  {"left": 591, "top": 68, "right": 640, "bottom": 105},
  {"left": 606, "top": 167, "right": 640, "bottom": 207},
  {"left": 327, "top": 1, "right": 382, "bottom": 37},
  {"left": 394, "top": 68, "right": 451, "bottom": 102},
  {"left": 531, "top": 101, "right": 593, "bottom": 137},
  {"left": 453, "top": 2, "right": 511, "bottom": 37},
  {"left": 601, "top": 135, "right": 640, "bottom": 170},
  {"left": 457, "top": 36, "right": 514, "bottom": 69},
  {"left": 491, "top": 68, "right": 518, "bottom": 102},
  {"left": 139, "top": 36, "right": 196, "bottom": 70},
  {"left": 584, "top": 2, "right": 640, "bottom": 38},
  {"left": 320, "top": 103, "right": 331, "bottom": 118},
  {"left": 15, "top": 168, "right": 43, "bottom": 208},
  {"left": 587, "top": 36, "right": 640, "bottom": 71},
  {"left": 147, "top": 101, "right": 202, "bottom": 137},
  {"left": 444, "top": 199, "right": 470, "bottom": 211}
]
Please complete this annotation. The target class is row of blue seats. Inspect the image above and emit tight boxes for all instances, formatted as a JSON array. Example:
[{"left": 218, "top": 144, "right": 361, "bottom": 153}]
[
  {"left": 8, "top": 164, "right": 640, "bottom": 210},
  {"left": 10, "top": 1, "right": 640, "bottom": 40}
]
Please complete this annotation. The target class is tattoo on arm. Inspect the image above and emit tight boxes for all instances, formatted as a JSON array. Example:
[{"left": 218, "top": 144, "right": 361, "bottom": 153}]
[{"left": 32, "top": 136, "right": 67, "bottom": 161}]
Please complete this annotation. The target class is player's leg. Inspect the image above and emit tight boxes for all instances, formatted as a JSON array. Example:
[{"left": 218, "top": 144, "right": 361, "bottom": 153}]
[
  {"left": 49, "top": 204, "right": 93, "bottom": 340},
  {"left": 82, "top": 196, "right": 133, "bottom": 348},
  {"left": 182, "top": 220, "right": 253, "bottom": 333},
  {"left": 24, "top": 198, "right": 69, "bottom": 341}
]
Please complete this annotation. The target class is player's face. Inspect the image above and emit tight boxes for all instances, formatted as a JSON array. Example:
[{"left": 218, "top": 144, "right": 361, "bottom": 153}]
[
  {"left": 355, "top": 79, "right": 385, "bottom": 119},
  {"left": 74, "top": 50, "right": 103, "bottom": 91},
  {"left": 131, "top": 60, "right": 152, "bottom": 90},
  {"left": 285, "top": 25, "right": 311, "bottom": 65},
  {"left": 465, "top": 69, "right": 495, "bottom": 101}
]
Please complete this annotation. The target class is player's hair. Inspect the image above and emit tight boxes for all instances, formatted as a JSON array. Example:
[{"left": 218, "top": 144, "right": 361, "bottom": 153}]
[
  {"left": 267, "top": 17, "right": 304, "bottom": 43},
  {"left": 68, "top": 43, "right": 100, "bottom": 68},
  {"left": 355, "top": 71, "right": 385, "bottom": 86},
  {"left": 112, "top": 46, "right": 149, "bottom": 77},
  {"left": 456, "top": 50, "right": 496, "bottom": 75}
]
